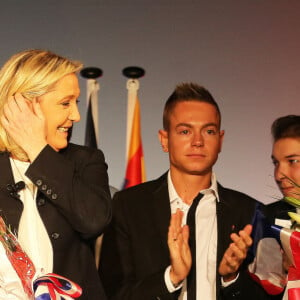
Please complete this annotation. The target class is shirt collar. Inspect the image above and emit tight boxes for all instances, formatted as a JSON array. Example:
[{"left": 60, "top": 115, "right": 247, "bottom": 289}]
[{"left": 167, "top": 170, "right": 220, "bottom": 204}]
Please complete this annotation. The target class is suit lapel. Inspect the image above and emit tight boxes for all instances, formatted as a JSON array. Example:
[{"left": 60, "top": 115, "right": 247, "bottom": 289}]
[
  {"left": 0, "top": 152, "right": 18, "bottom": 198},
  {"left": 216, "top": 184, "right": 235, "bottom": 264},
  {"left": 215, "top": 183, "right": 236, "bottom": 297},
  {"left": 150, "top": 174, "right": 171, "bottom": 252},
  {"left": 0, "top": 152, "right": 23, "bottom": 230}
]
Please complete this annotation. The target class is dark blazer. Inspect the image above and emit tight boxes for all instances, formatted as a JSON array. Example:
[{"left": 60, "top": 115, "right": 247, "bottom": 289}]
[
  {"left": 263, "top": 200, "right": 296, "bottom": 224},
  {"left": 99, "top": 173, "right": 270, "bottom": 300},
  {"left": 0, "top": 143, "right": 111, "bottom": 300}
]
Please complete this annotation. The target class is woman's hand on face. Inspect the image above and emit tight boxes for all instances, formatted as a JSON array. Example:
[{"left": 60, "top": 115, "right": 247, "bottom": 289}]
[{"left": 1, "top": 93, "right": 47, "bottom": 161}]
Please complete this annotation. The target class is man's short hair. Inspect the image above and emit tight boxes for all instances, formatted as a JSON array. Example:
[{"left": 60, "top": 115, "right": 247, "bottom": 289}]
[
  {"left": 271, "top": 115, "right": 300, "bottom": 142},
  {"left": 163, "top": 83, "right": 221, "bottom": 130}
]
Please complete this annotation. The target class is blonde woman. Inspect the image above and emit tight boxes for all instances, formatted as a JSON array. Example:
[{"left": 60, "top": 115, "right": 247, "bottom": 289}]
[{"left": 0, "top": 49, "right": 111, "bottom": 299}]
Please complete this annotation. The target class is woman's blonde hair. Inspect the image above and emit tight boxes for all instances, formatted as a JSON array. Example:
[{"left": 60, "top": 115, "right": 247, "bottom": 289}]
[{"left": 0, "top": 49, "right": 82, "bottom": 160}]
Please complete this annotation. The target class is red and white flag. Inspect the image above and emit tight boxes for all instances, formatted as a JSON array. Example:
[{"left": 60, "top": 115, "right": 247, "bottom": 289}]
[{"left": 249, "top": 208, "right": 300, "bottom": 299}]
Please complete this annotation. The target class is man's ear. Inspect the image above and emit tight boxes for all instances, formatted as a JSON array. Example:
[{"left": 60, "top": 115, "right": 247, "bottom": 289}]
[
  {"left": 218, "top": 129, "right": 225, "bottom": 153},
  {"left": 158, "top": 129, "right": 169, "bottom": 152}
]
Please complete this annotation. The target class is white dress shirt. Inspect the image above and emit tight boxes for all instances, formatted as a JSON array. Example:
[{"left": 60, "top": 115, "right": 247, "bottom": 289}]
[
  {"left": 164, "top": 171, "right": 219, "bottom": 300},
  {"left": 10, "top": 158, "right": 53, "bottom": 279}
]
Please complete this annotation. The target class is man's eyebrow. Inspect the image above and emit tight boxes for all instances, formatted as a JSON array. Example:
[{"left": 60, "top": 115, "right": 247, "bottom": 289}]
[
  {"left": 175, "top": 123, "right": 192, "bottom": 129},
  {"left": 175, "top": 122, "right": 218, "bottom": 128},
  {"left": 271, "top": 154, "right": 300, "bottom": 160},
  {"left": 202, "top": 122, "right": 218, "bottom": 128},
  {"left": 285, "top": 154, "right": 300, "bottom": 158}
]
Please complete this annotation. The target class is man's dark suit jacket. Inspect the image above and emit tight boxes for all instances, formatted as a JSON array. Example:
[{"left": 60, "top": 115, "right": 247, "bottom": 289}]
[
  {"left": 99, "top": 173, "right": 270, "bottom": 300},
  {"left": 0, "top": 143, "right": 111, "bottom": 300},
  {"left": 263, "top": 200, "right": 296, "bottom": 224}
]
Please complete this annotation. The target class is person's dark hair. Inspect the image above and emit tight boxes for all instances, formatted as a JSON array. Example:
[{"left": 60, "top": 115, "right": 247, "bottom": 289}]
[
  {"left": 163, "top": 82, "right": 221, "bottom": 130},
  {"left": 271, "top": 115, "right": 300, "bottom": 142}
]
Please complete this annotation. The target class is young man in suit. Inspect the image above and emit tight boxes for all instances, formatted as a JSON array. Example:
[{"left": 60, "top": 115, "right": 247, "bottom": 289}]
[
  {"left": 99, "top": 83, "right": 269, "bottom": 300},
  {"left": 262, "top": 115, "right": 300, "bottom": 299},
  {"left": 265, "top": 115, "right": 300, "bottom": 224}
]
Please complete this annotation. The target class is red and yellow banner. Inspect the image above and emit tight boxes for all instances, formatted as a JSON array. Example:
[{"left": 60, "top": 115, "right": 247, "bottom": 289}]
[{"left": 124, "top": 80, "right": 146, "bottom": 189}]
